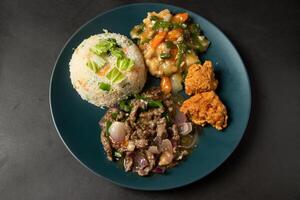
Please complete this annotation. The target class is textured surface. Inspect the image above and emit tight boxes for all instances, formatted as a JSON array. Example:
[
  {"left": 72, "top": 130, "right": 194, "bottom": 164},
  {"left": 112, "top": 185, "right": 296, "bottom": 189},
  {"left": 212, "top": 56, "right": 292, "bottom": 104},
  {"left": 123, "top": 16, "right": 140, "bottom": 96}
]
[{"left": 0, "top": 0, "right": 300, "bottom": 199}]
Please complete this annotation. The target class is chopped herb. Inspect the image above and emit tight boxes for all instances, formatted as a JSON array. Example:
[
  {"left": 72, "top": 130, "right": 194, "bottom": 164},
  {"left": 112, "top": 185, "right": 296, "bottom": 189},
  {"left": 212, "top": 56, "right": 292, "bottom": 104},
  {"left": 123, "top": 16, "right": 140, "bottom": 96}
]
[
  {"left": 86, "top": 60, "right": 100, "bottom": 73},
  {"left": 150, "top": 16, "right": 161, "bottom": 21},
  {"left": 165, "top": 41, "right": 174, "bottom": 48},
  {"left": 153, "top": 20, "right": 172, "bottom": 30},
  {"left": 163, "top": 112, "right": 172, "bottom": 125},
  {"left": 90, "top": 38, "right": 118, "bottom": 55},
  {"left": 119, "top": 100, "right": 131, "bottom": 112},
  {"left": 106, "top": 67, "right": 125, "bottom": 83},
  {"left": 172, "top": 22, "right": 187, "bottom": 29},
  {"left": 105, "top": 121, "right": 112, "bottom": 137},
  {"left": 86, "top": 55, "right": 106, "bottom": 72},
  {"left": 87, "top": 56, "right": 106, "bottom": 73},
  {"left": 114, "top": 151, "right": 123, "bottom": 158},
  {"left": 160, "top": 53, "right": 171, "bottom": 59},
  {"left": 136, "top": 23, "right": 145, "bottom": 35},
  {"left": 148, "top": 100, "right": 163, "bottom": 108},
  {"left": 98, "top": 82, "right": 111, "bottom": 91},
  {"left": 176, "top": 42, "right": 187, "bottom": 67},
  {"left": 111, "top": 112, "right": 118, "bottom": 119},
  {"left": 117, "top": 57, "right": 135, "bottom": 71},
  {"left": 134, "top": 93, "right": 147, "bottom": 100},
  {"left": 111, "top": 48, "right": 125, "bottom": 58}
]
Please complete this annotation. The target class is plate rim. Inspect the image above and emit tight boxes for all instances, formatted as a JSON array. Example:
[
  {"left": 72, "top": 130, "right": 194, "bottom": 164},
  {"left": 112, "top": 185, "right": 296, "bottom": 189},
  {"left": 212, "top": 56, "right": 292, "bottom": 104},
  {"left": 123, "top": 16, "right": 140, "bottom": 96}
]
[{"left": 49, "top": 2, "right": 252, "bottom": 191}]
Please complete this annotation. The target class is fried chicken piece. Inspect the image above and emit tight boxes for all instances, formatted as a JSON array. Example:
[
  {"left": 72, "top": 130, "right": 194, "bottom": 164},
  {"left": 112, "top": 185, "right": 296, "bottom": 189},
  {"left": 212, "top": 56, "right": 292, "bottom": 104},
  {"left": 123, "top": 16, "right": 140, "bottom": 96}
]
[
  {"left": 180, "top": 91, "right": 228, "bottom": 130},
  {"left": 185, "top": 61, "right": 218, "bottom": 95}
]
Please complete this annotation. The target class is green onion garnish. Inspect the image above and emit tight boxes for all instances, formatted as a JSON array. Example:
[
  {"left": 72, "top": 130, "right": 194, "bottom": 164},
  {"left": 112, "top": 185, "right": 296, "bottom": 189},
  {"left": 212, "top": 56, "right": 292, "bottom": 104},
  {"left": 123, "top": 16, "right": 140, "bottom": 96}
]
[
  {"left": 106, "top": 67, "right": 125, "bottom": 83},
  {"left": 98, "top": 82, "right": 111, "bottom": 91},
  {"left": 176, "top": 42, "right": 187, "bottom": 67},
  {"left": 111, "top": 48, "right": 125, "bottom": 58},
  {"left": 114, "top": 151, "right": 123, "bottom": 158},
  {"left": 160, "top": 53, "right": 171, "bottom": 59},
  {"left": 152, "top": 20, "right": 172, "bottom": 30},
  {"left": 148, "top": 100, "right": 163, "bottom": 108},
  {"left": 105, "top": 121, "right": 112, "bottom": 137},
  {"left": 111, "top": 112, "right": 118, "bottom": 119},
  {"left": 165, "top": 41, "right": 174, "bottom": 48},
  {"left": 150, "top": 16, "right": 161, "bottom": 21},
  {"left": 117, "top": 57, "right": 135, "bottom": 71},
  {"left": 90, "top": 38, "right": 118, "bottom": 55},
  {"left": 86, "top": 61, "right": 100, "bottom": 73},
  {"left": 119, "top": 100, "right": 132, "bottom": 112}
]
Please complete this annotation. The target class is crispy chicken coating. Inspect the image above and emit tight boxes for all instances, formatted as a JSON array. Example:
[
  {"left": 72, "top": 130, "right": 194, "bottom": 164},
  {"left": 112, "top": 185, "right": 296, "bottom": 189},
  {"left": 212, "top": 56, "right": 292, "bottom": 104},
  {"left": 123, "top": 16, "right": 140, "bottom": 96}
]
[
  {"left": 185, "top": 61, "right": 218, "bottom": 95},
  {"left": 180, "top": 91, "right": 228, "bottom": 130}
]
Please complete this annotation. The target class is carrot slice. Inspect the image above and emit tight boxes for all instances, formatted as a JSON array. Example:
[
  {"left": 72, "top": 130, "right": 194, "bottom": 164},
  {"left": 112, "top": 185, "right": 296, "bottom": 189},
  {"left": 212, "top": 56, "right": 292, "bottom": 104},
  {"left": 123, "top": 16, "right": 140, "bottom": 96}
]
[
  {"left": 172, "top": 13, "right": 189, "bottom": 23},
  {"left": 166, "top": 29, "right": 183, "bottom": 41},
  {"left": 151, "top": 31, "right": 167, "bottom": 49},
  {"left": 97, "top": 65, "right": 110, "bottom": 77},
  {"left": 160, "top": 76, "right": 172, "bottom": 94}
]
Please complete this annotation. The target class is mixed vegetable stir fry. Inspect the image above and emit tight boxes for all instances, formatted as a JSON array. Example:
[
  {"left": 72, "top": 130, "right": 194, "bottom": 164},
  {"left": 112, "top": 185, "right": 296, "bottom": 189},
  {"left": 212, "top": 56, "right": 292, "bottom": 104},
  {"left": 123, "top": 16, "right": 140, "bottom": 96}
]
[{"left": 131, "top": 9, "right": 210, "bottom": 93}]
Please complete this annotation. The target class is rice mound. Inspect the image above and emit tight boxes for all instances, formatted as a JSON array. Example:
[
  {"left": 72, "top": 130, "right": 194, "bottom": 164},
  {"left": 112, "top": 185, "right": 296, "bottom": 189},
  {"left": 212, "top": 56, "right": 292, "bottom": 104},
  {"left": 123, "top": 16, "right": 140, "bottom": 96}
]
[{"left": 69, "top": 33, "right": 146, "bottom": 107}]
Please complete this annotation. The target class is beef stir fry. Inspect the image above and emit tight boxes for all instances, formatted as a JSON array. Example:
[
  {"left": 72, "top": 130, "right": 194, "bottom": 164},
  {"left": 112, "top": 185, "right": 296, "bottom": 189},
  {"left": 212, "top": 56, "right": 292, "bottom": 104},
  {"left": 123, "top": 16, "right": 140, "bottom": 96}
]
[{"left": 99, "top": 88, "right": 198, "bottom": 176}]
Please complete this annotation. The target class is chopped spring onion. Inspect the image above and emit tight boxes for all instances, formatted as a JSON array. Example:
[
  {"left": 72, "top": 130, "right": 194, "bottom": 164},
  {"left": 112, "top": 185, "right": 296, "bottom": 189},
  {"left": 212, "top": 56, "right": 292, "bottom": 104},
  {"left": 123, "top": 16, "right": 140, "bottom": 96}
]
[
  {"left": 176, "top": 42, "right": 187, "bottom": 67},
  {"left": 153, "top": 20, "right": 172, "bottom": 30},
  {"left": 111, "top": 112, "right": 118, "bottom": 119},
  {"left": 150, "top": 15, "right": 161, "bottom": 21},
  {"left": 160, "top": 53, "right": 171, "bottom": 59},
  {"left": 90, "top": 38, "right": 118, "bottom": 55},
  {"left": 86, "top": 60, "right": 100, "bottom": 73},
  {"left": 111, "top": 48, "right": 125, "bottom": 58},
  {"left": 165, "top": 41, "right": 174, "bottom": 48},
  {"left": 105, "top": 121, "right": 112, "bottom": 137},
  {"left": 119, "top": 100, "right": 131, "bottom": 112},
  {"left": 106, "top": 67, "right": 125, "bottom": 83},
  {"left": 117, "top": 57, "right": 135, "bottom": 71},
  {"left": 136, "top": 23, "right": 145, "bottom": 34},
  {"left": 98, "top": 82, "right": 111, "bottom": 91},
  {"left": 172, "top": 22, "right": 188, "bottom": 29},
  {"left": 148, "top": 100, "right": 163, "bottom": 108},
  {"left": 114, "top": 151, "right": 123, "bottom": 158}
]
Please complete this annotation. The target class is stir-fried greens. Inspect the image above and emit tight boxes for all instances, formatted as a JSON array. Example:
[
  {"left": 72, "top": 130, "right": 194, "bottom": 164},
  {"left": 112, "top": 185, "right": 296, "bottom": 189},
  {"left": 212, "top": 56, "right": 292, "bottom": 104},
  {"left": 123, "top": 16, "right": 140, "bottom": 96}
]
[{"left": 130, "top": 9, "right": 210, "bottom": 93}]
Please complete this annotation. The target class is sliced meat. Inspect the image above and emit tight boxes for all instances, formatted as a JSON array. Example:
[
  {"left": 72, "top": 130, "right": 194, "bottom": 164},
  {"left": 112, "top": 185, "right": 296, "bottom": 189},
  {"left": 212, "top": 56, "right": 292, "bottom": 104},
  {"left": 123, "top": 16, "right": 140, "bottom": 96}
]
[
  {"left": 100, "top": 131, "right": 113, "bottom": 161},
  {"left": 171, "top": 124, "right": 180, "bottom": 141},
  {"left": 124, "top": 153, "right": 133, "bottom": 172}
]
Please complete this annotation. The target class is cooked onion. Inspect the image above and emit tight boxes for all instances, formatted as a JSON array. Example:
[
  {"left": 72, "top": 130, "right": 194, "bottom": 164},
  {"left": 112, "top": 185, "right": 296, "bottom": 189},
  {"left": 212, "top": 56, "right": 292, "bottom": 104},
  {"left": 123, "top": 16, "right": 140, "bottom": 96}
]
[
  {"left": 159, "top": 151, "right": 174, "bottom": 166},
  {"left": 180, "top": 133, "right": 198, "bottom": 149},
  {"left": 174, "top": 108, "right": 187, "bottom": 125},
  {"left": 133, "top": 153, "right": 148, "bottom": 170},
  {"left": 161, "top": 139, "right": 173, "bottom": 152},
  {"left": 109, "top": 122, "right": 126, "bottom": 143},
  {"left": 178, "top": 122, "right": 193, "bottom": 135}
]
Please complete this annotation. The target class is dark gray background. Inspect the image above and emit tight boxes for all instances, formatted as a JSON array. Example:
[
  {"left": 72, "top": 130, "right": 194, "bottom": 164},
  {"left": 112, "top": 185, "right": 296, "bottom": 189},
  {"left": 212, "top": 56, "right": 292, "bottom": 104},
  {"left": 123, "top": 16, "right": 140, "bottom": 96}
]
[{"left": 1, "top": 0, "right": 300, "bottom": 199}]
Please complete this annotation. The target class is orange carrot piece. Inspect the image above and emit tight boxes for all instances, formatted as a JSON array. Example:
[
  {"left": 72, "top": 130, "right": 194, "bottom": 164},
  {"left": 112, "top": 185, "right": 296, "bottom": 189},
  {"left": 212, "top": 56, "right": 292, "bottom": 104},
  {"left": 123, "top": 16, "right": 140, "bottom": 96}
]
[
  {"left": 172, "top": 13, "right": 189, "bottom": 23},
  {"left": 160, "top": 76, "right": 172, "bottom": 94},
  {"left": 97, "top": 65, "right": 110, "bottom": 77},
  {"left": 151, "top": 31, "right": 167, "bottom": 49},
  {"left": 166, "top": 29, "right": 183, "bottom": 41}
]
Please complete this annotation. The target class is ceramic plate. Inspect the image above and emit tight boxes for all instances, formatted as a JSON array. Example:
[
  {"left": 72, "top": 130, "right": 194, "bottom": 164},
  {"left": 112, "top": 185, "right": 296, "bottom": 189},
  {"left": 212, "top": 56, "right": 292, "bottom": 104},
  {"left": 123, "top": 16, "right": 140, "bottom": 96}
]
[{"left": 50, "top": 3, "right": 251, "bottom": 190}]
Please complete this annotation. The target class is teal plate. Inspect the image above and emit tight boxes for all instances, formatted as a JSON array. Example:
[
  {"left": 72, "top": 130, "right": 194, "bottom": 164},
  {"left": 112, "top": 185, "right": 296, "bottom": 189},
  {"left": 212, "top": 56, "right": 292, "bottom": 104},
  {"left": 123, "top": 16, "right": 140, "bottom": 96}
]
[{"left": 50, "top": 3, "right": 251, "bottom": 190}]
